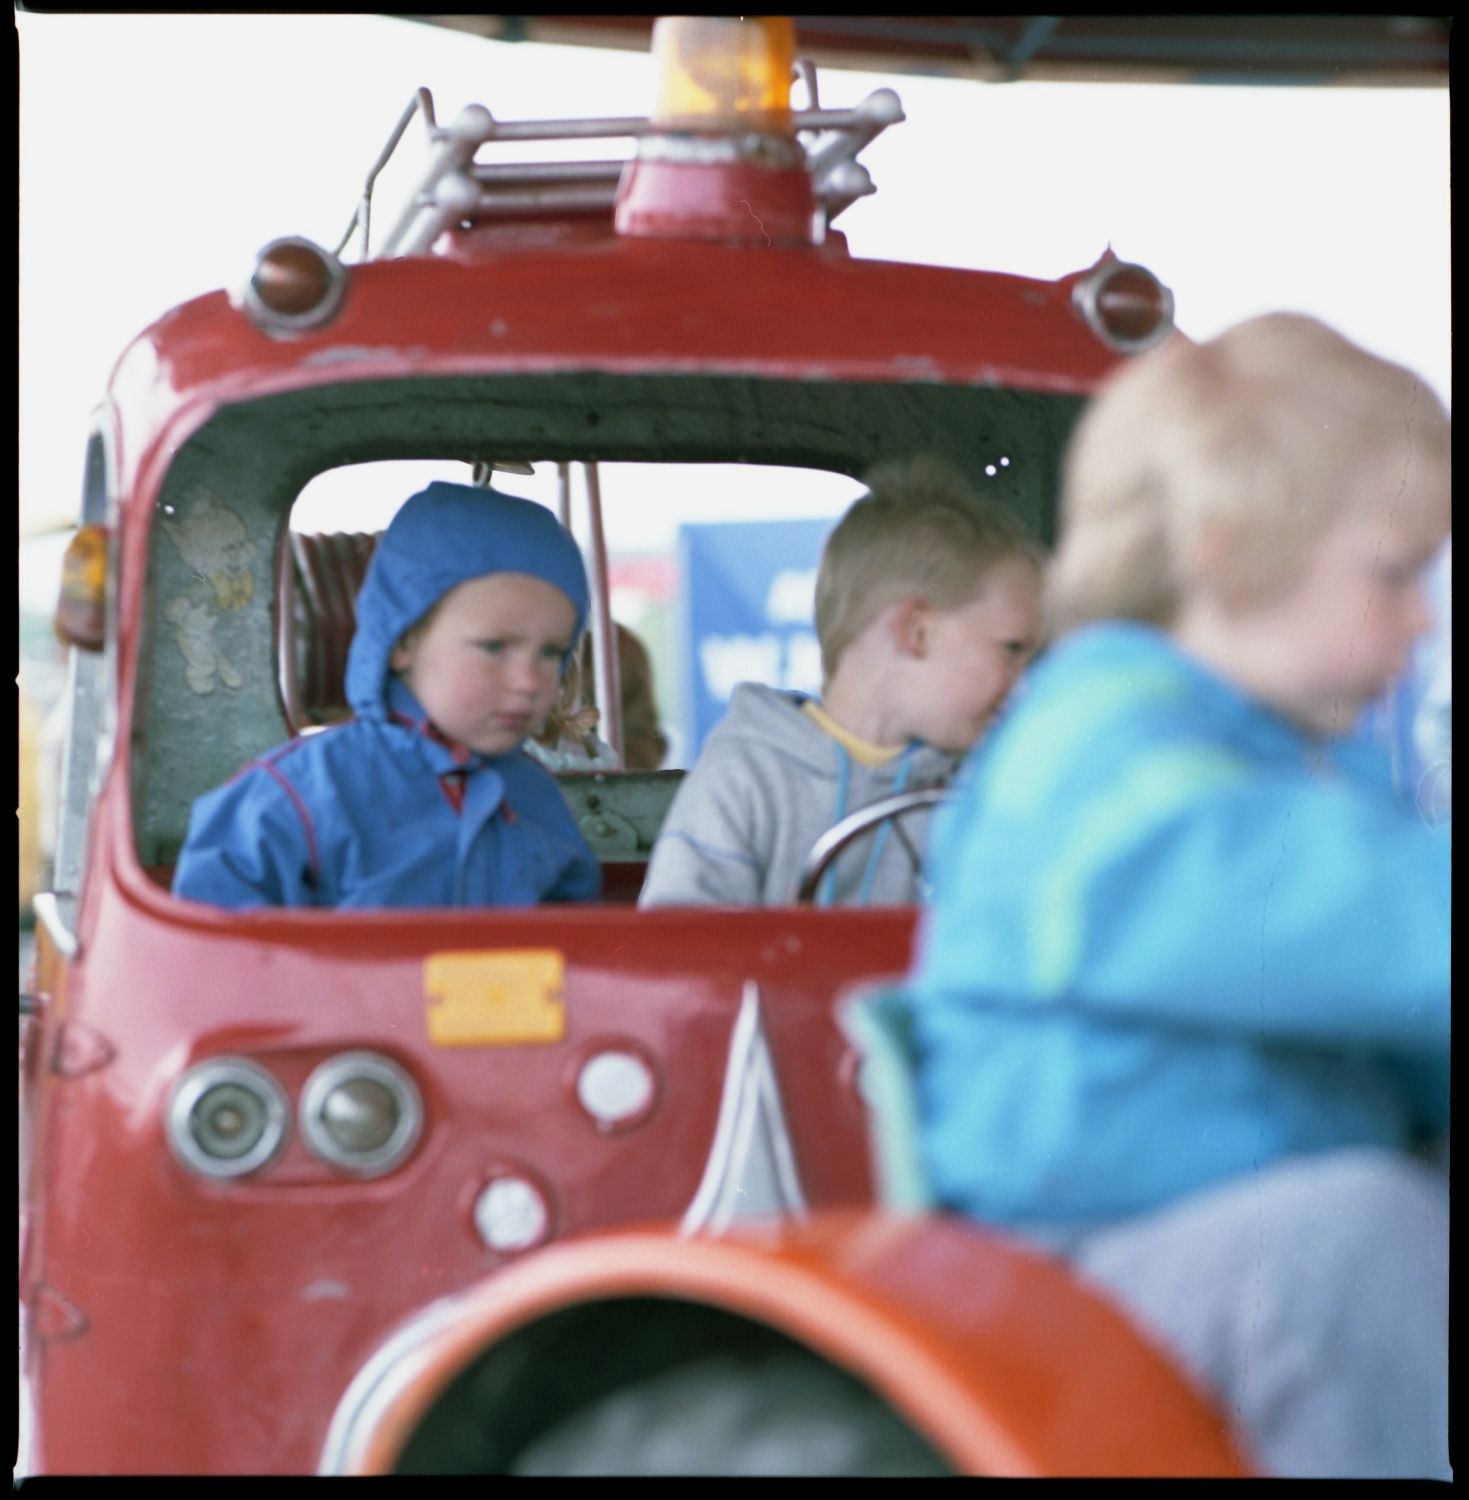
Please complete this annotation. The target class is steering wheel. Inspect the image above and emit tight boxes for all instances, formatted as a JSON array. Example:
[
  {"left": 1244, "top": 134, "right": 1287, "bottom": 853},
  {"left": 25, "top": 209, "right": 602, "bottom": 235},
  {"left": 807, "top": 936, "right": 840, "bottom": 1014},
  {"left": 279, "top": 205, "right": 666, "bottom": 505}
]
[{"left": 793, "top": 787, "right": 949, "bottom": 904}]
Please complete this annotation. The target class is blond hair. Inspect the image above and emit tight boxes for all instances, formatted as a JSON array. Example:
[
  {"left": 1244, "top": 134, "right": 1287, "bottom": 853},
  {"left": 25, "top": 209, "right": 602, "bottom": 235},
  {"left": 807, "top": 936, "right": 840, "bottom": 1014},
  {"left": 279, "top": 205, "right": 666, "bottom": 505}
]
[
  {"left": 1049, "top": 313, "right": 1451, "bottom": 636},
  {"left": 815, "top": 456, "right": 1042, "bottom": 681}
]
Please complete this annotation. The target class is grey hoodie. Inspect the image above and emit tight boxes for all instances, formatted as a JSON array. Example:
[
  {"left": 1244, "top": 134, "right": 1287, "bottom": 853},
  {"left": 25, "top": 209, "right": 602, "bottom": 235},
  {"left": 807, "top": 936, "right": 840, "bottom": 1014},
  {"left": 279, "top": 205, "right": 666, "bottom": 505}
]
[{"left": 640, "top": 683, "right": 961, "bottom": 908}]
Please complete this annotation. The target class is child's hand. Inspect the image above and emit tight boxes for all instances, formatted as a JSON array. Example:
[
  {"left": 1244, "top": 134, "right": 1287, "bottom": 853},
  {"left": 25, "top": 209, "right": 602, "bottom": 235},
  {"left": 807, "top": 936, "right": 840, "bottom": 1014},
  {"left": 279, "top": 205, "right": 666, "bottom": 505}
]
[{"left": 565, "top": 705, "right": 601, "bottom": 742}]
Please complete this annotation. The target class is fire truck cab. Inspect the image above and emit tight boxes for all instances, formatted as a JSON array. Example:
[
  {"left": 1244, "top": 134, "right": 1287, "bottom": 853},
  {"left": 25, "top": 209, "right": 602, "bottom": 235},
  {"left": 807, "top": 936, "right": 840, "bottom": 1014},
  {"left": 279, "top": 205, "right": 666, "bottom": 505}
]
[{"left": 21, "top": 17, "right": 1248, "bottom": 1476}]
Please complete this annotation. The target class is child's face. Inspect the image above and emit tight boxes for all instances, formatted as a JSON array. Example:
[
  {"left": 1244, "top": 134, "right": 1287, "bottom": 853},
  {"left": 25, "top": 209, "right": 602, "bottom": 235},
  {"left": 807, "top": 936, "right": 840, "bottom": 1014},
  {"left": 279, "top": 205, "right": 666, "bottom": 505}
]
[
  {"left": 908, "top": 555, "right": 1044, "bottom": 753},
  {"left": 1220, "top": 505, "right": 1443, "bottom": 736},
  {"left": 390, "top": 572, "right": 578, "bottom": 754}
]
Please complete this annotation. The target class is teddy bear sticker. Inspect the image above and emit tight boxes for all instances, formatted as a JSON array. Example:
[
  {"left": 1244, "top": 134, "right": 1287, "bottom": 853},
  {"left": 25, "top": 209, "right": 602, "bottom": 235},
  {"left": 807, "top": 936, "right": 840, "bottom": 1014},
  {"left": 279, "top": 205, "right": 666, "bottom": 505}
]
[{"left": 161, "top": 497, "right": 258, "bottom": 695}]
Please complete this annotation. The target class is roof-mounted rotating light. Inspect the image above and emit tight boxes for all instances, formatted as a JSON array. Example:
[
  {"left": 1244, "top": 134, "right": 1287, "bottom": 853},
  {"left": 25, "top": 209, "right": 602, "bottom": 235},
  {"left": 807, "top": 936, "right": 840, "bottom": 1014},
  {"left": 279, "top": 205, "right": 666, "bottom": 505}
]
[
  {"left": 617, "top": 16, "right": 819, "bottom": 245},
  {"left": 240, "top": 236, "right": 348, "bottom": 336},
  {"left": 1073, "top": 257, "right": 1175, "bottom": 354},
  {"left": 652, "top": 15, "right": 795, "bottom": 128}
]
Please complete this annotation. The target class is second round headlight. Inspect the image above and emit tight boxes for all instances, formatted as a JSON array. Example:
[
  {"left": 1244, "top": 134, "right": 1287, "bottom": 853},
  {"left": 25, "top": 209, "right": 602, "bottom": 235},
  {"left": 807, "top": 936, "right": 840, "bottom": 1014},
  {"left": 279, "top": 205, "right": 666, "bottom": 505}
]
[{"left": 299, "top": 1052, "right": 423, "bottom": 1177}]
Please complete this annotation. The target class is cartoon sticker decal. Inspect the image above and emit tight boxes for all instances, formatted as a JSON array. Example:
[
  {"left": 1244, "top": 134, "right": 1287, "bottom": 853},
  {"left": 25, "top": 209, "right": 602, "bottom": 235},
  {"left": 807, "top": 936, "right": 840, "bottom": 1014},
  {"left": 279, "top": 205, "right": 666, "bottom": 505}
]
[
  {"left": 164, "top": 596, "right": 245, "bottom": 695},
  {"left": 161, "top": 498, "right": 258, "bottom": 696}
]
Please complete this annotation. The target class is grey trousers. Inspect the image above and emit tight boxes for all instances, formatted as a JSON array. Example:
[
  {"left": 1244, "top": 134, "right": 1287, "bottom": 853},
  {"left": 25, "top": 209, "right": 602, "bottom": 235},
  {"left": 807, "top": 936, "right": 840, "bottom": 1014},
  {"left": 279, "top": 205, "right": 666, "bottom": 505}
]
[{"left": 1060, "top": 1148, "right": 1450, "bottom": 1479}]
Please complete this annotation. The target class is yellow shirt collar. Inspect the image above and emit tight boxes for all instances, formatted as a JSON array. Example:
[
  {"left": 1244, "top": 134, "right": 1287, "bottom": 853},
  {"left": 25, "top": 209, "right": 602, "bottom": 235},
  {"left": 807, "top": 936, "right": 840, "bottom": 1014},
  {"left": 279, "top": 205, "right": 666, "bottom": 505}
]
[{"left": 802, "top": 700, "right": 906, "bottom": 767}]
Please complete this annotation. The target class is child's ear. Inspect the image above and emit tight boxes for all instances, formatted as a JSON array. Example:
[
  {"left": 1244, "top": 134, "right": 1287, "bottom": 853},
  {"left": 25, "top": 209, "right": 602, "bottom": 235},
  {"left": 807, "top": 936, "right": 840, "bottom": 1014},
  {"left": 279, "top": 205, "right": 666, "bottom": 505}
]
[
  {"left": 389, "top": 633, "right": 415, "bottom": 672},
  {"left": 888, "top": 597, "right": 930, "bottom": 659}
]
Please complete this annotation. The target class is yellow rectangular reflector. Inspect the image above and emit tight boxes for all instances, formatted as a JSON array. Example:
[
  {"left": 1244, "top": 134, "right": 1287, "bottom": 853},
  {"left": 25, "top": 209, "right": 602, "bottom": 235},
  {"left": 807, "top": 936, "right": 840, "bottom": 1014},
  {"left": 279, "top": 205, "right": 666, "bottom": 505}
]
[{"left": 425, "top": 949, "right": 567, "bottom": 1047}]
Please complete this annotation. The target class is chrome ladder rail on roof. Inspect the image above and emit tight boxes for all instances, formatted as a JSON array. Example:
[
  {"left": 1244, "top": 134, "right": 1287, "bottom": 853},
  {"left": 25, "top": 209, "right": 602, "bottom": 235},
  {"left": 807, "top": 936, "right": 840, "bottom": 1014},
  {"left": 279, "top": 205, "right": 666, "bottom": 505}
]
[{"left": 333, "top": 66, "right": 905, "bottom": 263}]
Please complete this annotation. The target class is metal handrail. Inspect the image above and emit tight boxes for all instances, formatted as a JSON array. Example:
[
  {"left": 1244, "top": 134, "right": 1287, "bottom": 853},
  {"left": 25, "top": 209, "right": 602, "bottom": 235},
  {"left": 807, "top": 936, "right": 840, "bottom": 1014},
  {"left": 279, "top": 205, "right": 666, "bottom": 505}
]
[
  {"left": 343, "top": 63, "right": 904, "bottom": 262},
  {"left": 469, "top": 160, "right": 625, "bottom": 185},
  {"left": 334, "top": 87, "right": 438, "bottom": 260}
]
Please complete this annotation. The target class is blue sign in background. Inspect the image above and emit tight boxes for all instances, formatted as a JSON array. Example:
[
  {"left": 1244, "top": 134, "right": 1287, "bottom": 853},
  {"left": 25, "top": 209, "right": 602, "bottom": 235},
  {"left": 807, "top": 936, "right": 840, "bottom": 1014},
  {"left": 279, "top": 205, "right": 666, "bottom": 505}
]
[
  {"left": 679, "top": 518, "right": 836, "bottom": 759},
  {"left": 678, "top": 526, "right": 1452, "bottom": 824}
]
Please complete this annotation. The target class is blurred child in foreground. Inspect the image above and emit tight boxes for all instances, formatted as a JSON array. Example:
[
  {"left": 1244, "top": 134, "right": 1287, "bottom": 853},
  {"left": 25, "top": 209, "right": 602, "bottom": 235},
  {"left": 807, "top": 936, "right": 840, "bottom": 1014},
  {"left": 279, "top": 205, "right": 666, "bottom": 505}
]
[{"left": 907, "top": 315, "right": 1450, "bottom": 1478}]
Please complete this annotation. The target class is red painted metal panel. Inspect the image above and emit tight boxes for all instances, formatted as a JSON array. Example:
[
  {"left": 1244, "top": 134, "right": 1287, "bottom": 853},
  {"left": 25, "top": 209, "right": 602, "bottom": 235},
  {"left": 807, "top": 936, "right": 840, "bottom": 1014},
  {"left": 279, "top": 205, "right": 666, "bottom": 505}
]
[
  {"left": 26, "top": 796, "right": 915, "bottom": 1472},
  {"left": 103, "top": 237, "right": 1118, "bottom": 497}
]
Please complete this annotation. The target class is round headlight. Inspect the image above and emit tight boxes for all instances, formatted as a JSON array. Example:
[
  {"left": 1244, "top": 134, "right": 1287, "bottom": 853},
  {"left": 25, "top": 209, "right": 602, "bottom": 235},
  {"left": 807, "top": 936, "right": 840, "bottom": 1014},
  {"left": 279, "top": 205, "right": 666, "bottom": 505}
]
[
  {"left": 168, "top": 1058, "right": 289, "bottom": 1180},
  {"left": 299, "top": 1052, "right": 422, "bottom": 1177},
  {"left": 240, "top": 236, "right": 347, "bottom": 335}
]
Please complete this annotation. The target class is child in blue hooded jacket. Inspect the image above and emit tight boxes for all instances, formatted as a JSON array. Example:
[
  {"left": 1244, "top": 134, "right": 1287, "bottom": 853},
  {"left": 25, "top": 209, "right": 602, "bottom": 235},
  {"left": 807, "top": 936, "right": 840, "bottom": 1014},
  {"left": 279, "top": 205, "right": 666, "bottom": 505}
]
[
  {"left": 172, "top": 482, "right": 601, "bottom": 909},
  {"left": 908, "top": 315, "right": 1451, "bottom": 1478}
]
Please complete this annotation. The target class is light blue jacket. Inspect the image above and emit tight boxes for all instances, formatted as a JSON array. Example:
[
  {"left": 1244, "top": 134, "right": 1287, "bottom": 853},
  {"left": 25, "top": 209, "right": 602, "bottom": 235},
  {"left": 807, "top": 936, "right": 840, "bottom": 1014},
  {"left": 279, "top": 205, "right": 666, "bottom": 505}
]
[
  {"left": 909, "top": 622, "right": 1450, "bottom": 1229},
  {"left": 172, "top": 483, "right": 601, "bottom": 910}
]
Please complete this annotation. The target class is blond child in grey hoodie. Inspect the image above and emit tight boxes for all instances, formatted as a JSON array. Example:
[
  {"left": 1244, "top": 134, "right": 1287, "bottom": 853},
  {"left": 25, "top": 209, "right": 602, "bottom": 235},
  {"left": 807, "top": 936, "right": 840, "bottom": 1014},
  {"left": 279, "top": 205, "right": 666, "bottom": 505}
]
[{"left": 640, "top": 458, "right": 1044, "bottom": 908}]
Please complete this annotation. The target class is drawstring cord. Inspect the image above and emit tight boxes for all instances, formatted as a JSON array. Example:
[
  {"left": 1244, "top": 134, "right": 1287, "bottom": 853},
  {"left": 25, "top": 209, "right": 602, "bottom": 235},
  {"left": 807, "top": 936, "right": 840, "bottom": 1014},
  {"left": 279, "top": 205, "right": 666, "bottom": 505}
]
[
  {"left": 817, "top": 745, "right": 853, "bottom": 908},
  {"left": 818, "top": 742, "right": 917, "bottom": 907},
  {"left": 858, "top": 745, "right": 915, "bottom": 906}
]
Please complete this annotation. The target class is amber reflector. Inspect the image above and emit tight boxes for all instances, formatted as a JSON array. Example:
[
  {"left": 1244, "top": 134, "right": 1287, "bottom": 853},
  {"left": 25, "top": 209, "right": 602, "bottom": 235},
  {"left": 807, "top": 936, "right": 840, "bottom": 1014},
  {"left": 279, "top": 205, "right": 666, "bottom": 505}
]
[
  {"left": 251, "top": 241, "right": 336, "bottom": 317},
  {"left": 1094, "top": 265, "right": 1169, "bottom": 345},
  {"left": 54, "top": 524, "right": 108, "bottom": 651}
]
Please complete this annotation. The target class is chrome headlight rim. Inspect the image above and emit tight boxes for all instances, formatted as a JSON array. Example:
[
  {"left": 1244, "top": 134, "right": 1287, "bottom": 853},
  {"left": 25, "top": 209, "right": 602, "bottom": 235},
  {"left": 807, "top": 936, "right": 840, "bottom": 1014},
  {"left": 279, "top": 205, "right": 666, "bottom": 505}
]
[
  {"left": 299, "top": 1050, "right": 423, "bottom": 1178},
  {"left": 1072, "top": 258, "right": 1176, "bottom": 355},
  {"left": 167, "top": 1056, "right": 290, "bottom": 1180},
  {"left": 238, "top": 235, "right": 348, "bottom": 337}
]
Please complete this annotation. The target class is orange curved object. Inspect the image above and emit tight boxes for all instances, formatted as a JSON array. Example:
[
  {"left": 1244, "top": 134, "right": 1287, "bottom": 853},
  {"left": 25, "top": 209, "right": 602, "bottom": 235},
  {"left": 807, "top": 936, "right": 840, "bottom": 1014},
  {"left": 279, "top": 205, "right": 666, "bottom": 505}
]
[{"left": 332, "top": 1210, "right": 1254, "bottom": 1477}]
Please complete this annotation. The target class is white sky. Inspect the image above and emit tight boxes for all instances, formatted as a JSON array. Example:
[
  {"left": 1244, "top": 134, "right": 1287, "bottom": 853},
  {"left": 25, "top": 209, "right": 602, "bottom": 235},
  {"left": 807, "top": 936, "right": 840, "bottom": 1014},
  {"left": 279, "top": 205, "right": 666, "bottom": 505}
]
[{"left": 18, "top": 11, "right": 1451, "bottom": 572}]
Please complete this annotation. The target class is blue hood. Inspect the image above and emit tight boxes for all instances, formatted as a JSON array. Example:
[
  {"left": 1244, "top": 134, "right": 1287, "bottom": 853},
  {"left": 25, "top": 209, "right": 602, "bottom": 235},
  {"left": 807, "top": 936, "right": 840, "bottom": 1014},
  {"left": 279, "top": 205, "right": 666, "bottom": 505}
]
[{"left": 345, "top": 481, "right": 590, "bottom": 719}]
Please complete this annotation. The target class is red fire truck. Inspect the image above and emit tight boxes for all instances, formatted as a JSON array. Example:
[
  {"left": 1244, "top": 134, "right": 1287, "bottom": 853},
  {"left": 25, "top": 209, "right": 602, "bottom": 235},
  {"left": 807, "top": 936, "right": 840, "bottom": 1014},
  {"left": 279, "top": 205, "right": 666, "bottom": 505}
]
[{"left": 20, "top": 17, "right": 1248, "bottom": 1475}]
